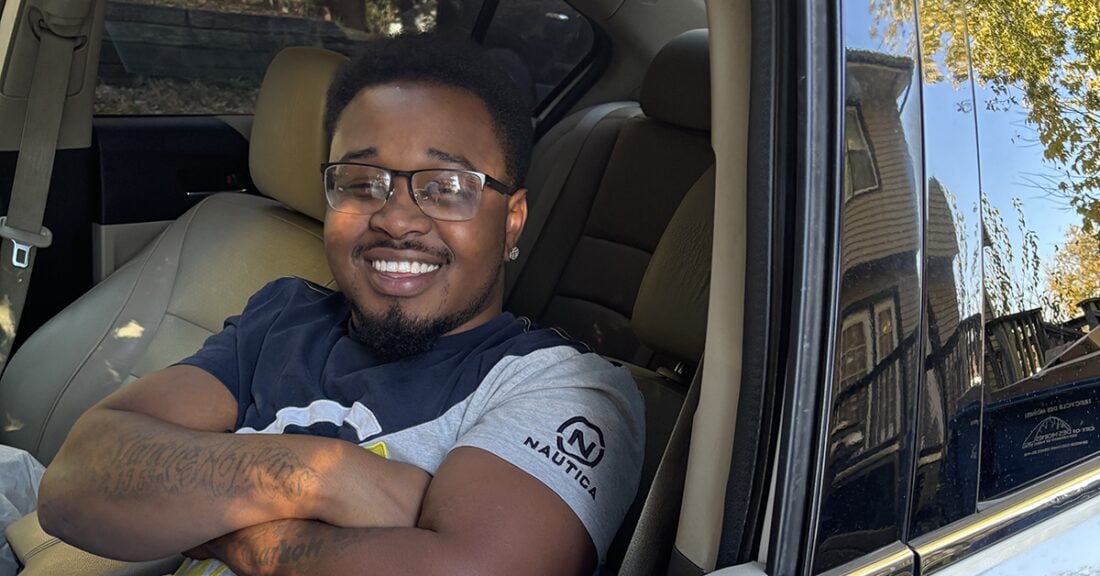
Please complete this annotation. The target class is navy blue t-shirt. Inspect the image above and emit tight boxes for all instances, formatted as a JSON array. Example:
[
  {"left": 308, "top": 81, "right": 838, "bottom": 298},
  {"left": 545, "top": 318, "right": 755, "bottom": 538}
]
[{"left": 177, "top": 277, "right": 645, "bottom": 567}]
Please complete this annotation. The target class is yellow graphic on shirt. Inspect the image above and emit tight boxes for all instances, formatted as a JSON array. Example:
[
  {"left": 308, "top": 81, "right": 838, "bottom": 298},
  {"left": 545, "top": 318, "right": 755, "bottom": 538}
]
[
  {"left": 364, "top": 440, "right": 388, "bottom": 458},
  {"left": 175, "top": 558, "right": 229, "bottom": 576}
]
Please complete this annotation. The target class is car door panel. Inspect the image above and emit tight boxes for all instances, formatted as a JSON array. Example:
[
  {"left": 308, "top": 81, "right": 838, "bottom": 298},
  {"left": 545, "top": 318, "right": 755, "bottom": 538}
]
[
  {"left": 93, "top": 115, "right": 253, "bottom": 226},
  {"left": 90, "top": 115, "right": 253, "bottom": 280}
]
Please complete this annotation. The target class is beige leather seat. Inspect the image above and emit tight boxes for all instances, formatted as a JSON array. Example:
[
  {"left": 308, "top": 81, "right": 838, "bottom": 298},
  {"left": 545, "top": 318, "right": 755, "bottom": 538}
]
[
  {"left": 508, "top": 29, "right": 713, "bottom": 370},
  {"left": 0, "top": 46, "right": 345, "bottom": 576},
  {"left": 0, "top": 46, "right": 345, "bottom": 465}
]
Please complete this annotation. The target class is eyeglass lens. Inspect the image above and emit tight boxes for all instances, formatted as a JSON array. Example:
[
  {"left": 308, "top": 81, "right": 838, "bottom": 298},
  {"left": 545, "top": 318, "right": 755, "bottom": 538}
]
[{"left": 324, "top": 164, "right": 484, "bottom": 222}]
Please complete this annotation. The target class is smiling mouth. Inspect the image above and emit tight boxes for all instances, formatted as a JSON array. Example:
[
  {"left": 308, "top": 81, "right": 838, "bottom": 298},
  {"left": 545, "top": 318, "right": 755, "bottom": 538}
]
[{"left": 370, "top": 260, "right": 441, "bottom": 275}]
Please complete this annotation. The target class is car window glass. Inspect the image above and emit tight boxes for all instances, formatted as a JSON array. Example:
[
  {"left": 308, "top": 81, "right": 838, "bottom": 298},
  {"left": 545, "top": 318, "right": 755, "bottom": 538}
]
[
  {"left": 480, "top": 0, "right": 594, "bottom": 111},
  {"left": 94, "top": 0, "right": 489, "bottom": 115},
  {"left": 972, "top": 0, "right": 1100, "bottom": 500},
  {"left": 906, "top": 0, "right": 985, "bottom": 538},
  {"left": 812, "top": 0, "right": 925, "bottom": 570},
  {"left": 93, "top": 0, "right": 595, "bottom": 116}
]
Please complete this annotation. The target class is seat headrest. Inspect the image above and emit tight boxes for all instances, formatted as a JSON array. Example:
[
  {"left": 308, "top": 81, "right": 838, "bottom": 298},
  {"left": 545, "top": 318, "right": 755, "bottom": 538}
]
[
  {"left": 250, "top": 47, "right": 348, "bottom": 222},
  {"left": 632, "top": 165, "right": 714, "bottom": 364},
  {"left": 640, "top": 29, "right": 710, "bottom": 132}
]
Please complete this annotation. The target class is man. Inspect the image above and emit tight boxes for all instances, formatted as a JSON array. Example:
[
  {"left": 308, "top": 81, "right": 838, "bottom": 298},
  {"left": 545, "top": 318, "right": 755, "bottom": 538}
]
[{"left": 37, "top": 34, "right": 644, "bottom": 576}]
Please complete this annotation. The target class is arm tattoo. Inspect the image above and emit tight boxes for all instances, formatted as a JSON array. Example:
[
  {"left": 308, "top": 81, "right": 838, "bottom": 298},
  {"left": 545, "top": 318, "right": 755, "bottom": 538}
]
[
  {"left": 94, "top": 431, "right": 316, "bottom": 502},
  {"left": 230, "top": 521, "right": 361, "bottom": 573}
]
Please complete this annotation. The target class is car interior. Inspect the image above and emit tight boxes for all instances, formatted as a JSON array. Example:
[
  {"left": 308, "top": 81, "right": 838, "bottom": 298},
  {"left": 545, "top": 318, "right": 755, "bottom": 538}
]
[{"left": 0, "top": 0, "right": 770, "bottom": 574}]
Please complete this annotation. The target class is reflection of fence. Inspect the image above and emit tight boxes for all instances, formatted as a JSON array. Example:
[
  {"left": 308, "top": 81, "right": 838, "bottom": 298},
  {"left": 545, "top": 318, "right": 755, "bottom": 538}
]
[
  {"left": 984, "top": 307, "right": 1090, "bottom": 390},
  {"left": 833, "top": 333, "right": 915, "bottom": 458},
  {"left": 927, "top": 315, "right": 982, "bottom": 415},
  {"left": 985, "top": 308, "right": 1047, "bottom": 390},
  {"left": 1080, "top": 297, "right": 1100, "bottom": 329}
]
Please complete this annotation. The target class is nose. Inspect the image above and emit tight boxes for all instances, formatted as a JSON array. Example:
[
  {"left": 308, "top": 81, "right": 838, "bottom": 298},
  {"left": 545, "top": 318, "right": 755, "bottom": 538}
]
[{"left": 368, "top": 175, "right": 433, "bottom": 238}]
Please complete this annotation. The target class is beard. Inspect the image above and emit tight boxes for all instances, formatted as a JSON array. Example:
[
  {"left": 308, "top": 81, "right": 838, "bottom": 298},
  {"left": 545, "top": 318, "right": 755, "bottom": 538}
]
[{"left": 348, "top": 259, "right": 502, "bottom": 362}]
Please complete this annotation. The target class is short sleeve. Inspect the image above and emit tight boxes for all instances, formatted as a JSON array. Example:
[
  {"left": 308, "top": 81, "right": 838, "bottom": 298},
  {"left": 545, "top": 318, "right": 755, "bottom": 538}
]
[
  {"left": 175, "top": 278, "right": 299, "bottom": 423},
  {"left": 453, "top": 349, "right": 645, "bottom": 565}
]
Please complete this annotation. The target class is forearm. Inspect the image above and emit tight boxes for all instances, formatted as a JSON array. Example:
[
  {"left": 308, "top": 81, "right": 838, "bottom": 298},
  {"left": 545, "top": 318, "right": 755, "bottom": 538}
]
[
  {"left": 39, "top": 408, "right": 427, "bottom": 561},
  {"left": 199, "top": 520, "right": 467, "bottom": 576}
]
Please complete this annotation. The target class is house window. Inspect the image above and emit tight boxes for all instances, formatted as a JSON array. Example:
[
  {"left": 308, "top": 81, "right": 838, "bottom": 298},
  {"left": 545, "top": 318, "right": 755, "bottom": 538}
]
[
  {"left": 839, "top": 311, "right": 873, "bottom": 389},
  {"left": 844, "top": 106, "right": 879, "bottom": 199},
  {"left": 874, "top": 299, "right": 898, "bottom": 361}
]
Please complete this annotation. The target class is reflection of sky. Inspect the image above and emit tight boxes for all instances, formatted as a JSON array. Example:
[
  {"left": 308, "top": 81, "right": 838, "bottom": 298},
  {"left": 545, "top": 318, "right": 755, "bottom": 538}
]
[
  {"left": 843, "top": 0, "right": 1084, "bottom": 314},
  {"left": 974, "top": 88, "right": 1081, "bottom": 263}
]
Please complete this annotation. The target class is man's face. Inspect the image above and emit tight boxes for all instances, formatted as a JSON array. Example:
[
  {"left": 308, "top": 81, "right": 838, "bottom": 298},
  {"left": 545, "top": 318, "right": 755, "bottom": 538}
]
[{"left": 325, "top": 82, "right": 526, "bottom": 356}]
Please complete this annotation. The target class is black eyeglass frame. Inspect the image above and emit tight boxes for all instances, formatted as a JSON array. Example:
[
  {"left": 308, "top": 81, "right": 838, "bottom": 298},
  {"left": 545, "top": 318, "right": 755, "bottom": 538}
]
[{"left": 320, "top": 161, "right": 520, "bottom": 212}]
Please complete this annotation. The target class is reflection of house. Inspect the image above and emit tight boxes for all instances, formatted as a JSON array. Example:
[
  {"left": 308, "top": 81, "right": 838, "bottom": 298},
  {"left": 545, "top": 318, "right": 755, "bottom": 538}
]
[
  {"left": 831, "top": 52, "right": 919, "bottom": 465},
  {"left": 827, "top": 49, "right": 989, "bottom": 548},
  {"left": 831, "top": 51, "right": 977, "bottom": 462}
]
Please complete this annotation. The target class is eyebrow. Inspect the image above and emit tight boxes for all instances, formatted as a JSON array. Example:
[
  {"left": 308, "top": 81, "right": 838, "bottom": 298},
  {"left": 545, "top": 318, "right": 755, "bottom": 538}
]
[
  {"left": 340, "top": 147, "right": 378, "bottom": 162},
  {"left": 427, "top": 148, "right": 479, "bottom": 172}
]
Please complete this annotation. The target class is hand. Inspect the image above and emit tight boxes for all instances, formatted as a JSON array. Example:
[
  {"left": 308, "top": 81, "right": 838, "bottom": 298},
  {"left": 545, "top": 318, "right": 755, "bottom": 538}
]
[
  {"left": 308, "top": 442, "right": 431, "bottom": 529},
  {"left": 193, "top": 520, "right": 327, "bottom": 576}
]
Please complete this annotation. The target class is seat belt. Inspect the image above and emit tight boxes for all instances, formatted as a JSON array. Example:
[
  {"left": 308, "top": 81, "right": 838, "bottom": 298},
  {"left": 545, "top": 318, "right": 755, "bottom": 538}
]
[
  {"left": 504, "top": 101, "right": 640, "bottom": 297},
  {"left": 0, "top": 10, "right": 83, "bottom": 372},
  {"left": 619, "top": 359, "right": 703, "bottom": 576}
]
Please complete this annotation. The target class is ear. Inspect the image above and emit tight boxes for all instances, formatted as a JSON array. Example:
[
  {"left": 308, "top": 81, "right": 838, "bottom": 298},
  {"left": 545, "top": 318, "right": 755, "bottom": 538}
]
[{"left": 504, "top": 189, "right": 528, "bottom": 261}]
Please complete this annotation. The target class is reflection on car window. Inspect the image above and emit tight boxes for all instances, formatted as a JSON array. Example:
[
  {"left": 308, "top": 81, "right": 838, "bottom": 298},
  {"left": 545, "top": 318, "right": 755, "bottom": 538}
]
[
  {"left": 905, "top": 0, "right": 986, "bottom": 539},
  {"left": 92, "top": 0, "right": 595, "bottom": 115},
  {"left": 94, "top": 0, "right": 475, "bottom": 114},
  {"left": 481, "top": 0, "right": 594, "bottom": 110},
  {"left": 813, "top": 0, "right": 925, "bottom": 569},
  {"left": 969, "top": 0, "right": 1100, "bottom": 499}
]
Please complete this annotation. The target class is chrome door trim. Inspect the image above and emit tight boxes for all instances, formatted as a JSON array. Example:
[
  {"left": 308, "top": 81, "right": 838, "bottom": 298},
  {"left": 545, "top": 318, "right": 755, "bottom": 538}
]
[
  {"left": 911, "top": 457, "right": 1100, "bottom": 574},
  {"left": 817, "top": 542, "right": 915, "bottom": 576}
]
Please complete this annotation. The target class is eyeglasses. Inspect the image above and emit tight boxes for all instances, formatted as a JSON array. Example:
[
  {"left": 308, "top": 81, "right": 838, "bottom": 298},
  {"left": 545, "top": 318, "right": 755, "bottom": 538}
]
[{"left": 320, "top": 162, "right": 519, "bottom": 222}]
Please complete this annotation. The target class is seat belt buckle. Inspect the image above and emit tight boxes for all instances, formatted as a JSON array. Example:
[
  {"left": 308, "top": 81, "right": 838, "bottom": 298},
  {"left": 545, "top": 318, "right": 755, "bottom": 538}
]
[{"left": 0, "top": 217, "right": 52, "bottom": 269}]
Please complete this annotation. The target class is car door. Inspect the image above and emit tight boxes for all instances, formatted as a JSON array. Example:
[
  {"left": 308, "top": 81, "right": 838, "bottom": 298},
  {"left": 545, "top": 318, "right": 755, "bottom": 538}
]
[{"left": 752, "top": 0, "right": 1100, "bottom": 573}]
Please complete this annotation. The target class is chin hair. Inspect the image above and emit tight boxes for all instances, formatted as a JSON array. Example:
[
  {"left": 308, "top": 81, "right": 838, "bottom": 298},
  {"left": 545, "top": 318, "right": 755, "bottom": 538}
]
[{"left": 348, "top": 265, "right": 499, "bottom": 362}]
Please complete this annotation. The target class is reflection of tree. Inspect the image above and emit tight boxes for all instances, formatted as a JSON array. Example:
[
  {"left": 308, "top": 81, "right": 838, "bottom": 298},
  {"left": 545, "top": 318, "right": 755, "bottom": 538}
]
[
  {"left": 870, "top": 0, "right": 1100, "bottom": 231},
  {"left": 1047, "top": 226, "right": 1100, "bottom": 319},
  {"left": 939, "top": 180, "right": 981, "bottom": 318},
  {"left": 982, "top": 195, "right": 1059, "bottom": 320}
]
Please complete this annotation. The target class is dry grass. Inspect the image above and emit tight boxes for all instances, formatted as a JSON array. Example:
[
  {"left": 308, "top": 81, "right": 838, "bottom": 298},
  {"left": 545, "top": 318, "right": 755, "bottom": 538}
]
[{"left": 95, "top": 77, "right": 259, "bottom": 115}]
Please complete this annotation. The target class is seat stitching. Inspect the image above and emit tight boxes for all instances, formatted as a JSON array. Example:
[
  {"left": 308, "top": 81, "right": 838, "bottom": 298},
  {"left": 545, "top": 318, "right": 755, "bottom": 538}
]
[
  {"left": 548, "top": 293, "right": 633, "bottom": 322},
  {"left": 25, "top": 536, "right": 61, "bottom": 559},
  {"left": 263, "top": 210, "right": 324, "bottom": 240},
  {"left": 575, "top": 233, "right": 654, "bottom": 258}
]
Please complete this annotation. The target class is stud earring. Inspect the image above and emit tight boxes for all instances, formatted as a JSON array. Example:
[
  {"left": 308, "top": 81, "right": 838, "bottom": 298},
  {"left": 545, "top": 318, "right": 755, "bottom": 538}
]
[{"left": 508, "top": 246, "right": 520, "bottom": 261}]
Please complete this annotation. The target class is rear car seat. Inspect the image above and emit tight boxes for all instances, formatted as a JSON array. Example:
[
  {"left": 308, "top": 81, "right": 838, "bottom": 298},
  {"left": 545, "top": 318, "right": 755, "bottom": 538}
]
[{"left": 508, "top": 29, "right": 713, "bottom": 371}]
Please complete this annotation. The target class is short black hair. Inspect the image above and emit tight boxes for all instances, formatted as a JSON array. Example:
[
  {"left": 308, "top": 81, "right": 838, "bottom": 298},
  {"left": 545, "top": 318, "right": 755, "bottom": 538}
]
[{"left": 325, "top": 34, "right": 533, "bottom": 187}]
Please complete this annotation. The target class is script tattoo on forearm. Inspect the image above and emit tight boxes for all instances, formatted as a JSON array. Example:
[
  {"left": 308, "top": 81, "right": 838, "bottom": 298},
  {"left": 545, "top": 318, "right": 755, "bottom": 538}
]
[
  {"left": 224, "top": 520, "right": 361, "bottom": 575},
  {"left": 94, "top": 431, "right": 317, "bottom": 502}
]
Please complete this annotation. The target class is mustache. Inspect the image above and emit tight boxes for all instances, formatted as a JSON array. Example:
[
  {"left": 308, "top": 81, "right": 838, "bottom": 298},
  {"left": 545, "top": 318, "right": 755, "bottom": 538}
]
[{"left": 353, "top": 239, "right": 454, "bottom": 265}]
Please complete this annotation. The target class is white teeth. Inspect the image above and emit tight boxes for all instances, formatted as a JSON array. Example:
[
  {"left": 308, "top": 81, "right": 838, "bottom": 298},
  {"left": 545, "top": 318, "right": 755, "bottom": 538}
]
[{"left": 371, "top": 260, "right": 440, "bottom": 274}]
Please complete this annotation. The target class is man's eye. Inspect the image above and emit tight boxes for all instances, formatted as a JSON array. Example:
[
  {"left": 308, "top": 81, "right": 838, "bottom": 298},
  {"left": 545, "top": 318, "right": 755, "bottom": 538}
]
[{"left": 343, "top": 179, "right": 386, "bottom": 198}]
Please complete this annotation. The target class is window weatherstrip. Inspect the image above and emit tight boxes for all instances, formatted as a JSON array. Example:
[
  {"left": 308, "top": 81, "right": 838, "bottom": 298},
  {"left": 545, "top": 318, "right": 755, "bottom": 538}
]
[{"left": 910, "top": 457, "right": 1100, "bottom": 574}]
